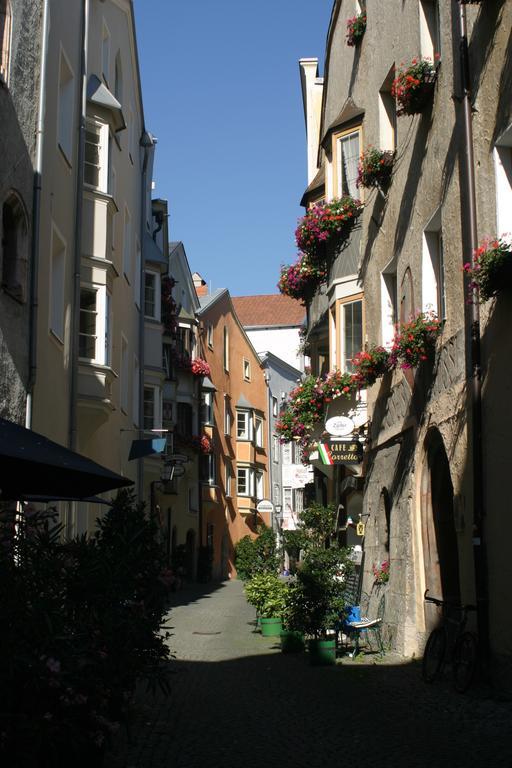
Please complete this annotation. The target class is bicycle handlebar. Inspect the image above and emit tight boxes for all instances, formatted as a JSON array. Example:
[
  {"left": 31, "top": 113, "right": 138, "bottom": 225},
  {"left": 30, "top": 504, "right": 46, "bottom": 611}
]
[{"left": 424, "top": 589, "right": 477, "bottom": 612}]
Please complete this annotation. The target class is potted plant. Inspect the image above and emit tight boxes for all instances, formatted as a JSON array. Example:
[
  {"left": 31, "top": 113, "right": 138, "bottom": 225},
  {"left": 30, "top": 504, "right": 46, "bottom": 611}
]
[
  {"left": 278, "top": 255, "right": 327, "bottom": 305},
  {"left": 295, "top": 197, "right": 364, "bottom": 260},
  {"left": 463, "top": 235, "right": 512, "bottom": 302},
  {"left": 190, "top": 357, "right": 211, "bottom": 376},
  {"left": 244, "top": 572, "right": 287, "bottom": 637},
  {"left": 346, "top": 12, "right": 367, "bottom": 46},
  {"left": 352, "top": 345, "right": 392, "bottom": 387},
  {"left": 392, "top": 57, "right": 438, "bottom": 116},
  {"left": 389, "top": 311, "right": 442, "bottom": 370},
  {"left": 357, "top": 148, "right": 394, "bottom": 190}
]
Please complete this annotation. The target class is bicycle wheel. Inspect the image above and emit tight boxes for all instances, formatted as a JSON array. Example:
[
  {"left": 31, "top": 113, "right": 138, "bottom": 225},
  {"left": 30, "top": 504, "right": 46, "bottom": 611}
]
[
  {"left": 422, "top": 627, "right": 446, "bottom": 683},
  {"left": 452, "top": 632, "right": 478, "bottom": 693}
]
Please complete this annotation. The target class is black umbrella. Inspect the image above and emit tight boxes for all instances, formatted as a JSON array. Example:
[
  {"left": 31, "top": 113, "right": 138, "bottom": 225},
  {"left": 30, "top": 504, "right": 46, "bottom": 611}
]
[{"left": 0, "top": 417, "right": 134, "bottom": 501}]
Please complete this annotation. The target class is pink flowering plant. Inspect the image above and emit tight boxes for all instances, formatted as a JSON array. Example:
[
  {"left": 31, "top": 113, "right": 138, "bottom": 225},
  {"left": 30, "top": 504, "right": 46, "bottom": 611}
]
[
  {"left": 295, "top": 197, "right": 364, "bottom": 259},
  {"left": 372, "top": 560, "right": 390, "bottom": 584},
  {"left": 392, "top": 57, "right": 438, "bottom": 116},
  {"left": 278, "top": 255, "right": 327, "bottom": 304},
  {"left": 190, "top": 357, "right": 211, "bottom": 377},
  {"left": 390, "top": 311, "right": 442, "bottom": 369},
  {"left": 352, "top": 346, "right": 392, "bottom": 387},
  {"left": 346, "top": 12, "right": 367, "bottom": 46},
  {"left": 357, "top": 148, "right": 394, "bottom": 189},
  {"left": 463, "top": 236, "right": 512, "bottom": 303}
]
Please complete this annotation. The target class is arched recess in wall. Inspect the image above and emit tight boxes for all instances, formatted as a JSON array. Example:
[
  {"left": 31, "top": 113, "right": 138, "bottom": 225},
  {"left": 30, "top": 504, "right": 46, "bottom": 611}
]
[
  {"left": 2, "top": 190, "right": 29, "bottom": 302},
  {"left": 420, "top": 427, "right": 460, "bottom": 630}
]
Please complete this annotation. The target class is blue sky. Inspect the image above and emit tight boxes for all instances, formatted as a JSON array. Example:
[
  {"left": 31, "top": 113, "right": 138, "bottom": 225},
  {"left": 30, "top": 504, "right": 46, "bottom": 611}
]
[{"left": 134, "top": 0, "right": 332, "bottom": 296}]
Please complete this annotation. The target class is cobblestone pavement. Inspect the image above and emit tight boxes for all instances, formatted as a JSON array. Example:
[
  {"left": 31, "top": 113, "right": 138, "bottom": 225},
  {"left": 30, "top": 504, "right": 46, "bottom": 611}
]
[{"left": 120, "top": 580, "right": 512, "bottom": 768}]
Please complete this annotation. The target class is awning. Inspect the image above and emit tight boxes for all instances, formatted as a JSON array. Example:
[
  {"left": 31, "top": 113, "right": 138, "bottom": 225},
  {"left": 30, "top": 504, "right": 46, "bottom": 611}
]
[
  {"left": 87, "top": 74, "right": 126, "bottom": 132},
  {"left": 128, "top": 437, "right": 167, "bottom": 461},
  {"left": 0, "top": 418, "right": 133, "bottom": 501}
]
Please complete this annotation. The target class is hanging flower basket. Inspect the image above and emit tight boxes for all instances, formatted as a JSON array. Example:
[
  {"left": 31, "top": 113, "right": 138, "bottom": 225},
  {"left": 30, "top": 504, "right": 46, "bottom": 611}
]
[
  {"left": 352, "top": 346, "right": 392, "bottom": 387},
  {"left": 392, "top": 57, "right": 438, "bottom": 117},
  {"left": 278, "top": 255, "right": 327, "bottom": 305},
  {"left": 357, "top": 148, "right": 394, "bottom": 190},
  {"left": 390, "top": 311, "right": 442, "bottom": 370},
  {"left": 346, "top": 12, "right": 366, "bottom": 46},
  {"left": 463, "top": 236, "right": 512, "bottom": 303},
  {"left": 190, "top": 358, "right": 211, "bottom": 376},
  {"left": 295, "top": 197, "right": 363, "bottom": 260}
]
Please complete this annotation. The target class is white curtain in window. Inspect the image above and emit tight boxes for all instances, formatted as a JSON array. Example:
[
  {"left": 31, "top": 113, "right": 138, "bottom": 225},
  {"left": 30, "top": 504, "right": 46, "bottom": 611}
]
[{"left": 339, "top": 132, "right": 360, "bottom": 198}]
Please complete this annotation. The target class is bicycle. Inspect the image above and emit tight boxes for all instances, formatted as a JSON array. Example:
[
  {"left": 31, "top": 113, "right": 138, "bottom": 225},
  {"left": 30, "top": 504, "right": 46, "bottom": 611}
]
[{"left": 422, "top": 589, "right": 478, "bottom": 693}]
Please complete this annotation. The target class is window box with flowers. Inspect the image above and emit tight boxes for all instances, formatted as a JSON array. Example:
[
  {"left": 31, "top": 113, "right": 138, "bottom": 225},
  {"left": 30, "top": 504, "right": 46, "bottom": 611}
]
[
  {"left": 295, "top": 197, "right": 364, "bottom": 261},
  {"left": 463, "top": 236, "right": 512, "bottom": 303},
  {"left": 357, "top": 148, "right": 394, "bottom": 190},
  {"left": 390, "top": 311, "right": 442, "bottom": 370},
  {"left": 372, "top": 560, "right": 390, "bottom": 585},
  {"left": 278, "top": 255, "right": 327, "bottom": 305},
  {"left": 392, "top": 57, "right": 438, "bottom": 117},
  {"left": 352, "top": 346, "right": 392, "bottom": 388},
  {"left": 346, "top": 12, "right": 366, "bottom": 46}
]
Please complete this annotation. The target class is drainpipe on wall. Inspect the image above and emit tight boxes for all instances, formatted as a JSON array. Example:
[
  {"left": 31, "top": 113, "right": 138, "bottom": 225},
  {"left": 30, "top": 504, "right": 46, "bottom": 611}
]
[
  {"left": 458, "top": 1, "right": 490, "bottom": 672},
  {"left": 26, "top": 0, "right": 50, "bottom": 430},
  {"left": 69, "top": 0, "right": 89, "bottom": 452}
]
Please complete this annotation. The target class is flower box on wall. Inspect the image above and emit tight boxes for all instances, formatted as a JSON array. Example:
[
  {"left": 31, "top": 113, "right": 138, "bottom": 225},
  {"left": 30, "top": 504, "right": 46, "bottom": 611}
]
[
  {"left": 357, "top": 148, "right": 394, "bottom": 190},
  {"left": 463, "top": 236, "right": 512, "bottom": 302},
  {"left": 295, "top": 197, "right": 364, "bottom": 262},
  {"left": 278, "top": 255, "right": 327, "bottom": 305},
  {"left": 346, "top": 12, "right": 366, "bottom": 46},
  {"left": 392, "top": 58, "right": 438, "bottom": 117}
]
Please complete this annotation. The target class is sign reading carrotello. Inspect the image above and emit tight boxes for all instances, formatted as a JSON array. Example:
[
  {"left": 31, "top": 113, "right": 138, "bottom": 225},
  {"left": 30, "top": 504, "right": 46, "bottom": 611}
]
[{"left": 318, "top": 440, "right": 364, "bottom": 465}]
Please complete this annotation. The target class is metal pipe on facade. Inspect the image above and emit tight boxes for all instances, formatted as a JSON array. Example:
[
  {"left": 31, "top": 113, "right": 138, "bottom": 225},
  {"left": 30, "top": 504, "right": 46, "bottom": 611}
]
[
  {"left": 69, "top": 0, "right": 89, "bottom": 452},
  {"left": 26, "top": 0, "right": 50, "bottom": 430},
  {"left": 458, "top": 1, "right": 490, "bottom": 670}
]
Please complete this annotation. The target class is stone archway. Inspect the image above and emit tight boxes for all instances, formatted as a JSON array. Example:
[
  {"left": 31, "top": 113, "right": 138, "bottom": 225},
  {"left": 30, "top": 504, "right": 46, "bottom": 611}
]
[{"left": 420, "top": 428, "right": 460, "bottom": 630}]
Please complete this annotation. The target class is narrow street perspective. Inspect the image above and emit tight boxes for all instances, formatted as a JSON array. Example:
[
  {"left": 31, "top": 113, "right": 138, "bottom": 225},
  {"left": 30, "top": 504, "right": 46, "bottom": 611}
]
[{"left": 124, "top": 581, "right": 512, "bottom": 768}]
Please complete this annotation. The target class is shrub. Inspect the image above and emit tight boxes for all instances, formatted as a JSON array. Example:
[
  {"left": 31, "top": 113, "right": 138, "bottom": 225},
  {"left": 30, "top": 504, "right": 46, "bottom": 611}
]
[
  {"left": 245, "top": 573, "right": 287, "bottom": 618},
  {"left": 234, "top": 527, "right": 278, "bottom": 581}
]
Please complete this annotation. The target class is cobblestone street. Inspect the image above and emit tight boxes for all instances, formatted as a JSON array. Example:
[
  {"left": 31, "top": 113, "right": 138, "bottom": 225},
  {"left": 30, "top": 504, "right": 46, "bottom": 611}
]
[{"left": 122, "top": 580, "right": 512, "bottom": 768}]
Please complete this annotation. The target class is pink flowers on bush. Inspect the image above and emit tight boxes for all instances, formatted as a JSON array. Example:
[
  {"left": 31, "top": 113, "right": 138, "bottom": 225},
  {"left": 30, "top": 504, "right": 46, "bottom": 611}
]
[{"left": 190, "top": 358, "right": 211, "bottom": 376}]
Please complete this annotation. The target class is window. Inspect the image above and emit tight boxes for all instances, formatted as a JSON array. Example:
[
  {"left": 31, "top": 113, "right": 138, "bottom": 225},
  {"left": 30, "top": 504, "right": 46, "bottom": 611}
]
[
  {"left": 201, "top": 391, "right": 213, "bottom": 425},
  {"left": 381, "top": 257, "right": 398, "bottom": 348},
  {"left": 123, "top": 207, "right": 131, "bottom": 281},
  {"left": 419, "top": 0, "right": 440, "bottom": 61},
  {"left": 379, "top": 66, "right": 397, "bottom": 152},
  {"left": 340, "top": 299, "right": 363, "bottom": 373},
  {"left": 273, "top": 435, "right": 279, "bottom": 462},
  {"left": 177, "top": 402, "right": 193, "bottom": 436},
  {"left": 255, "top": 417, "right": 263, "bottom": 447},
  {"left": 121, "top": 336, "right": 129, "bottom": 413},
  {"left": 84, "top": 120, "right": 109, "bottom": 191},
  {"left": 201, "top": 453, "right": 216, "bottom": 485},
  {"left": 207, "top": 322, "right": 214, "bottom": 348},
  {"left": 0, "top": 0, "right": 12, "bottom": 84},
  {"left": 423, "top": 211, "right": 446, "bottom": 320},
  {"left": 283, "top": 487, "right": 293, "bottom": 514},
  {"left": 79, "top": 288, "right": 97, "bottom": 360},
  {"left": 273, "top": 483, "right": 280, "bottom": 504},
  {"left": 237, "top": 411, "right": 251, "bottom": 440},
  {"left": 237, "top": 467, "right": 253, "bottom": 497},
  {"left": 50, "top": 225, "right": 66, "bottom": 341},
  {"left": 101, "top": 21, "right": 110, "bottom": 84},
  {"left": 223, "top": 326, "right": 229, "bottom": 371},
  {"left": 105, "top": 290, "right": 112, "bottom": 366},
  {"left": 133, "top": 356, "right": 140, "bottom": 426},
  {"left": 134, "top": 238, "right": 141, "bottom": 308},
  {"left": 282, "top": 442, "right": 292, "bottom": 465},
  {"left": 143, "top": 386, "right": 160, "bottom": 431},
  {"left": 243, "top": 358, "right": 251, "bottom": 381},
  {"left": 272, "top": 397, "right": 278, "bottom": 417},
  {"left": 224, "top": 396, "right": 231, "bottom": 435},
  {"left": 58, "top": 49, "right": 75, "bottom": 164},
  {"left": 336, "top": 129, "right": 361, "bottom": 199},
  {"left": 144, "top": 271, "right": 160, "bottom": 319},
  {"left": 226, "top": 463, "right": 233, "bottom": 497},
  {"left": 400, "top": 267, "right": 415, "bottom": 324},
  {"left": 256, "top": 470, "right": 264, "bottom": 501},
  {"left": 2, "top": 192, "right": 28, "bottom": 302},
  {"left": 295, "top": 488, "right": 304, "bottom": 516},
  {"left": 494, "top": 130, "right": 512, "bottom": 234}
]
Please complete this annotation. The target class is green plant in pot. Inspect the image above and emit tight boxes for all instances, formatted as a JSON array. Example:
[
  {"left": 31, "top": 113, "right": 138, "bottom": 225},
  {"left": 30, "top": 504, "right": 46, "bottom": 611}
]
[{"left": 244, "top": 573, "right": 287, "bottom": 637}]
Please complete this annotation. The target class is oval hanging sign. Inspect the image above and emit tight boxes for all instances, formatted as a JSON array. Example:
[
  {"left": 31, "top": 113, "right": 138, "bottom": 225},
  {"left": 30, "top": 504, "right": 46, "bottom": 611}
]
[{"left": 325, "top": 415, "right": 354, "bottom": 437}]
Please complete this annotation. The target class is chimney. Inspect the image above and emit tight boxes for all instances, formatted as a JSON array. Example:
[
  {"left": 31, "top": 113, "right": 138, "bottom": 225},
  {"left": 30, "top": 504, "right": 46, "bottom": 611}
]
[{"left": 192, "top": 272, "right": 208, "bottom": 298}]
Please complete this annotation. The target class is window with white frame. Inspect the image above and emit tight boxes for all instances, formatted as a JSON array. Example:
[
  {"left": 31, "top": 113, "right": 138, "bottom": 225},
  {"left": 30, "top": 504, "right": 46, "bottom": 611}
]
[
  {"left": 243, "top": 358, "right": 251, "bottom": 381},
  {"left": 255, "top": 470, "right": 264, "bottom": 501},
  {"left": 236, "top": 410, "right": 251, "bottom": 440},
  {"left": 273, "top": 434, "right": 279, "bottom": 462},
  {"left": 201, "top": 453, "right": 216, "bottom": 485},
  {"left": 224, "top": 396, "right": 231, "bottom": 435},
  {"left": 282, "top": 442, "right": 292, "bottom": 465},
  {"left": 340, "top": 298, "right": 363, "bottom": 373},
  {"left": 133, "top": 355, "right": 140, "bottom": 425},
  {"left": 419, "top": 0, "right": 440, "bottom": 62},
  {"left": 143, "top": 385, "right": 160, "bottom": 432},
  {"left": 0, "top": 0, "right": 12, "bottom": 84},
  {"left": 105, "top": 290, "right": 112, "bottom": 366},
  {"left": 273, "top": 483, "right": 280, "bottom": 504},
  {"left": 422, "top": 210, "right": 446, "bottom": 320},
  {"left": 336, "top": 129, "right": 361, "bottom": 199},
  {"left": 79, "top": 287, "right": 98, "bottom": 360},
  {"left": 494, "top": 129, "right": 512, "bottom": 234},
  {"left": 144, "top": 270, "right": 160, "bottom": 319},
  {"left": 283, "top": 487, "right": 293, "bottom": 514},
  {"left": 226, "top": 462, "right": 233, "bottom": 497},
  {"left": 237, "top": 466, "right": 254, "bottom": 497},
  {"left": 84, "top": 119, "right": 109, "bottom": 192},
  {"left": 381, "top": 257, "right": 398, "bottom": 348},
  {"left": 101, "top": 21, "right": 110, "bottom": 84},
  {"left": 120, "top": 336, "right": 129, "bottom": 413},
  {"left": 223, "top": 326, "right": 229, "bottom": 371},
  {"left": 57, "top": 48, "right": 75, "bottom": 164},
  {"left": 379, "top": 66, "right": 397, "bottom": 152},
  {"left": 255, "top": 416, "right": 263, "bottom": 447},
  {"left": 50, "top": 224, "right": 66, "bottom": 342},
  {"left": 207, "top": 322, "right": 214, "bottom": 348},
  {"left": 201, "top": 391, "right": 213, "bottom": 425},
  {"left": 272, "top": 396, "right": 278, "bottom": 417},
  {"left": 295, "top": 488, "right": 304, "bottom": 516},
  {"left": 123, "top": 207, "right": 131, "bottom": 281}
]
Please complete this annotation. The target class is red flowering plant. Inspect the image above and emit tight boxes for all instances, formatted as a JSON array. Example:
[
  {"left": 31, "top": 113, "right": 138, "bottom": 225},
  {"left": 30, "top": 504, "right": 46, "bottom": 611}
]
[
  {"left": 352, "top": 346, "right": 392, "bottom": 388},
  {"left": 357, "top": 147, "right": 394, "bottom": 190},
  {"left": 392, "top": 57, "right": 438, "bottom": 116},
  {"left": 390, "top": 311, "right": 442, "bottom": 369},
  {"left": 278, "top": 255, "right": 327, "bottom": 305},
  {"left": 372, "top": 559, "right": 390, "bottom": 584},
  {"left": 190, "top": 357, "right": 211, "bottom": 376},
  {"left": 346, "top": 12, "right": 366, "bottom": 46},
  {"left": 463, "top": 235, "right": 512, "bottom": 303},
  {"left": 161, "top": 275, "right": 178, "bottom": 336},
  {"left": 295, "top": 197, "right": 364, "bottom": 260}
]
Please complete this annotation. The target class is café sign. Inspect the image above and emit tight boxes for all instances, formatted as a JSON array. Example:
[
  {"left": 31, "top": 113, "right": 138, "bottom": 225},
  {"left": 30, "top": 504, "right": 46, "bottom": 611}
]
[
  {"left": 318, "top": 440, "right": 364, "bottom": 466},
  {"left": 325, "top": 415, "right": 354, "bottom": 437}
]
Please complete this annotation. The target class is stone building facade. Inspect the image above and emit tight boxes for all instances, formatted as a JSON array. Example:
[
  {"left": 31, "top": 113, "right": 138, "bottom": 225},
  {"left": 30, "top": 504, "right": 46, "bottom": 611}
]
[{"left": 298, "top": 0, "right": 512, "bottom": 678}]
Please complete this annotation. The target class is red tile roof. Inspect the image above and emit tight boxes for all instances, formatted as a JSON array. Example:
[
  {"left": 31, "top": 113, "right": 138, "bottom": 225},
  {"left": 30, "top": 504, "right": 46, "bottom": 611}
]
[{"left": 232, "top": 294, "right": 305, "bottom": 327}]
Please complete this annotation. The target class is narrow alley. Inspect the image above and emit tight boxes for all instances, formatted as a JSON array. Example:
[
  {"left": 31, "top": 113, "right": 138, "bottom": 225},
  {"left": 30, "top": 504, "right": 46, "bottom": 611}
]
[{"left": 123, "top": 581, "right": 512, "bottom": 768}]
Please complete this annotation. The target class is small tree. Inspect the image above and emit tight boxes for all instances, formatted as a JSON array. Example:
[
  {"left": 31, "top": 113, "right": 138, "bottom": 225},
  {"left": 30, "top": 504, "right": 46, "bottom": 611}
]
[
  {"left": 298, "top": 502, "right": 338, "bottom": 548},
  {"left": 234, "top": 526, "right": 278, "bottom": 580}
]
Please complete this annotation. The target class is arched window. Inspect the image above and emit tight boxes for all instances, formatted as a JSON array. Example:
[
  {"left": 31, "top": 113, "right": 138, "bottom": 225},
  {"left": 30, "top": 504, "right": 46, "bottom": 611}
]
[
  {"left": 2, "top": 191, "right": 28, "bottom": 302},
  {"left": 0, "top": 0, "right": 12, "bottom": 84},
  {"left": 400, "top": 266, "right": 415, "bottom": 323}
]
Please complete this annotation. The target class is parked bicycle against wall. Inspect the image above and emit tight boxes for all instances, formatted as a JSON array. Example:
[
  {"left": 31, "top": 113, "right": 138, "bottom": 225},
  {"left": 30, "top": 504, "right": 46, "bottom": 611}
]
[{"left": 422, "top": 589, "right": 478, "bottom": 693}]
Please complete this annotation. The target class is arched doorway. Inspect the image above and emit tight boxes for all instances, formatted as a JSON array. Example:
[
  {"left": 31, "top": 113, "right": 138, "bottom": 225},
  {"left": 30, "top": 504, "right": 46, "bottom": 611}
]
[{"left": 420, "top": 429, "right": 460, "bottom": 630}]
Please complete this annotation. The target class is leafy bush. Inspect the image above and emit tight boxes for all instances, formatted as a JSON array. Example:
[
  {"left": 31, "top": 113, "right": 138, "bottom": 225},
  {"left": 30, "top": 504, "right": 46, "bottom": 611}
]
[
  {"left": 244, "top": 573, "right": 287, "bottom": 618},
  {"left": 234, "top": 527, "right": 278, "bottom": 581},
  {"left": 0, "top": 490, "right": 172, "bottom": 767},
  {"left": 298, "top": 502, "right": 338, "bottom": 548}
]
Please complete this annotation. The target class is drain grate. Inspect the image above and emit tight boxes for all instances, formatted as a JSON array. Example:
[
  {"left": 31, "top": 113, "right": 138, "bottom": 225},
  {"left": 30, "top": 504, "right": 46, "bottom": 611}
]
[{"left": 192, "top": 631, "right": 221, "bottom": 635}]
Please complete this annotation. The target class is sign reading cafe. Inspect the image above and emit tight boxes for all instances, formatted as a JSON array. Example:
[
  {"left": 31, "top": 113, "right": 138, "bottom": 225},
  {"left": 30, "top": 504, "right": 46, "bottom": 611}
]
[{"left": 318, "top": 440, "right": 364, "bottom": 466}]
